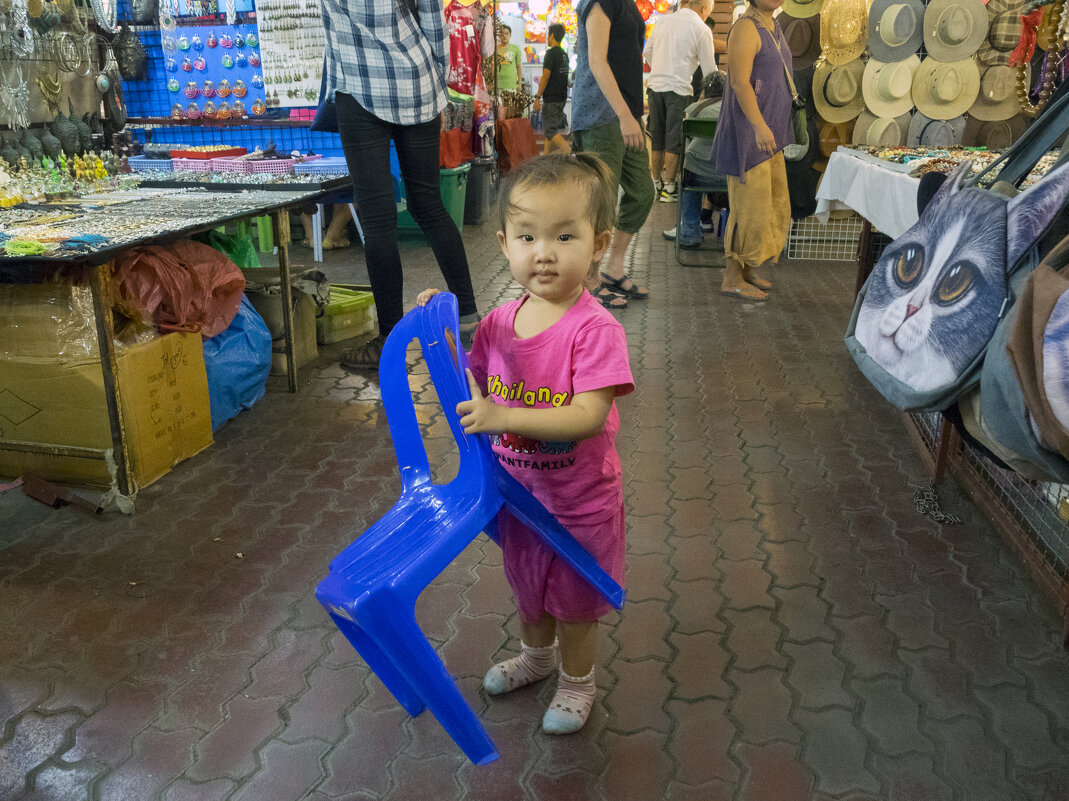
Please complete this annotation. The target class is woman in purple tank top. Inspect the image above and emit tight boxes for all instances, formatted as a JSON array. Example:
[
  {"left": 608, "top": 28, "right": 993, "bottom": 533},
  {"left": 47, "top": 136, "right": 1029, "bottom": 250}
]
[{"left": 709, "top": 0, "right": 794, "bottom": 301}]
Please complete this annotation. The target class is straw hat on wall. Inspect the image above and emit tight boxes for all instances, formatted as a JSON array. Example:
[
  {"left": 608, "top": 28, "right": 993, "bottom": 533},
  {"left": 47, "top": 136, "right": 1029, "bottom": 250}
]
[
  {"left": 912, "top": 56, "right": 980, "bottom": 120},
  {"left": 969, "top": 64, "right": 1021, "bottom": 121},
  {"left": 819, "top": 0, "right": 868, "bottom": 66},
  {"left": 862, "top": 55, "right": 920, "bottom": 118},
  {"left": 908, "top": 111, "right": 967, "bottom": 146},
  {"left": 923, "top": 0, "right": 988, "bottom": 62},
  {"left": 813, "top": 59, "right": 866, "bottom": 122},
  {"left": 781, "top": 0, "right": 824, "bottom": 20},
  {"left": 963, "top": 115, "right": 1028, "bottom": 149},
  {"left": 868, "top": 0, "right": 925, "bottom": 62},
  {"left": 852, "top": 109, "right": 913, "bottom": 146}
]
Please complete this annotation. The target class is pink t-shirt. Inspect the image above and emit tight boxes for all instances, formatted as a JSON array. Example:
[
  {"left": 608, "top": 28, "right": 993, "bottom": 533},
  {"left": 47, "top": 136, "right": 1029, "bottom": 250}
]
[{"left": 468, "top": 290, "right": 635, "bottom": 525}]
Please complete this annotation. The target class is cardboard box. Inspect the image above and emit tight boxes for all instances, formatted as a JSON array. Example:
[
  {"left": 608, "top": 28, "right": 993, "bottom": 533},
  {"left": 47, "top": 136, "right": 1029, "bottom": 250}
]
[{"left": 0, "top": 333, "right": 214, "bottom": 488}]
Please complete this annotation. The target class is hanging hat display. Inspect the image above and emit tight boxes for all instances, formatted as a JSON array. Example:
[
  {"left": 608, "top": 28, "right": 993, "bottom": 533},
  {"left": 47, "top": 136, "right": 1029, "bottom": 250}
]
[
  {"left": 922, "top": 0, "right": 987, "bottom": 62},
  {"left": 818, "top": 0, "right": 868, "bottom": 66},
  {"left": 813, "top": 59, "right": 865, "bottom": 122},
  {"left": 781, "top": 0, "right": 824, "bottom": 19},
  {"left": 907, "top": 111, "right": 967, "bottom": 146},
  {"left": 862, "top": 55, "right": 920, "bottom": 118},
  {"left": 852, "top": 109, "right": 913, "bottom": 146},
  {"left": 780, "top": 13, "right": 821, "bottom": 70},
  {"left": 912, "top": 56, "right": 980, "bottom": 120},
  {"left": 968, "top": 64, "right": 1021, "bottom": 121},
  {"left": 962, "top": 114, "right": 1028, "bottom": 149},
  {"left": 977, "top": 0, "right": 1025, "bottom": 66},
  {"left": 818, "top": 118, "right": 855, "bottom": 157},
  {"left": 867, "top": 0, "right": 925, "bottom": 62}
]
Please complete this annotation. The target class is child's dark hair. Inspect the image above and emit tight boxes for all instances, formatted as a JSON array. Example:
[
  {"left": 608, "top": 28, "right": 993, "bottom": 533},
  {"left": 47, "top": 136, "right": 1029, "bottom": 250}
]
[
  {"left": 702, "top": 70, "right": 727, "bottom": 100},
  {"left": 548, "top": 23, "right": 566, "bottom": 42},
  {"left": 497, "top": 152, "right": 618, "bottom": 238}
]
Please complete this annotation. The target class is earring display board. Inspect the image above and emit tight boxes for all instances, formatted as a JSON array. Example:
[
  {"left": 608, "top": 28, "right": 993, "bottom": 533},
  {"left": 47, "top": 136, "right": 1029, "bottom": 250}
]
[{"left": 253, "top": 0, "right": 324, "bottom": 108}]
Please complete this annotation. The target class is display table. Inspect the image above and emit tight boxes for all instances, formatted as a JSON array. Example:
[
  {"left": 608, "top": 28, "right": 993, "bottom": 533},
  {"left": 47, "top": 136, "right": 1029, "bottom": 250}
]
[
  {"left": 814, "top": 148, "right": 921, "bottom": 239},
  {"left": 0, "top": 185, "right": 336, "bottom": 497}
]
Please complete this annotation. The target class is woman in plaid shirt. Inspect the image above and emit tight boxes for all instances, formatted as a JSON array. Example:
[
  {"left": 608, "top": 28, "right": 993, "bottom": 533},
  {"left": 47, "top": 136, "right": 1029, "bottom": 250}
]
[{"left": 321, "top": 0, "right": 481, "bottom": 368}]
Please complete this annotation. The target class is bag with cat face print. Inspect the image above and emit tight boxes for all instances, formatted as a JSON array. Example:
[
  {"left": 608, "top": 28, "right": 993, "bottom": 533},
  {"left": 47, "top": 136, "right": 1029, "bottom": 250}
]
[{"left": 844, "top": 159, "right": 1069, "bottom": 413}]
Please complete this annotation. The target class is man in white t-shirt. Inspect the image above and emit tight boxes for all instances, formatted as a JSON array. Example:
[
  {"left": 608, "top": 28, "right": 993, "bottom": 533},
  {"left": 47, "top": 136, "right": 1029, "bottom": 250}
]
[{"left": 643, "top": 0, "right": 717, "bottom": 201}]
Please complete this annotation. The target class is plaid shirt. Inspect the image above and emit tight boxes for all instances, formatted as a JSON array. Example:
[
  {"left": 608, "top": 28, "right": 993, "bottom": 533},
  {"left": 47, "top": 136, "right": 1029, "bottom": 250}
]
[{"left": 320, "top": 0, "right": 449, "bottom": 125}]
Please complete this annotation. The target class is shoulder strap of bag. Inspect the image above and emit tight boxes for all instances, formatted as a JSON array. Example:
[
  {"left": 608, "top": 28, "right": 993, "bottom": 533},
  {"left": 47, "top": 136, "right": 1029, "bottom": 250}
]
[{"left": 967, "top": 90, "right": 1069, "bottom": 189}]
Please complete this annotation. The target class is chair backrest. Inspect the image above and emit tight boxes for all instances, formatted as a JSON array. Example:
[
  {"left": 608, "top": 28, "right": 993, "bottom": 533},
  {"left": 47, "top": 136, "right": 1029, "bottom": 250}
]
[
  {"left": 379, "top": 293, "right": 493, "bottom": 494},
  {"left": 682, "top": 118, "right": 718, "bottom": 140}
]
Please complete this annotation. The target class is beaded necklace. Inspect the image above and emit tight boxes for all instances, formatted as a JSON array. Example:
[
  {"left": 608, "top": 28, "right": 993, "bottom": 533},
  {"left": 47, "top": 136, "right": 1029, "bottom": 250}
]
[
  {"left": 1016, "top": 1, "right": 1063, "bottom": 117},
  {"left": 91, "top": 0, "right": 118, "bottom": 33}
]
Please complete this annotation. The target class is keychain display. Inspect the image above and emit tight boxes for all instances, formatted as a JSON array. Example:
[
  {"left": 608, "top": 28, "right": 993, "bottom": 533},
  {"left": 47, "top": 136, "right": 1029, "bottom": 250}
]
[{"left": 160, "top": 23, "right": 263, "bottom": 119}]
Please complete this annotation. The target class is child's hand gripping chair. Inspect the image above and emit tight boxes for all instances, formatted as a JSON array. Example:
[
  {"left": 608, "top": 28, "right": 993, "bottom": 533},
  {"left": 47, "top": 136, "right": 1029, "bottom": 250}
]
[{"left": 315, "top": 293, "right": 625, "bottom": 765}]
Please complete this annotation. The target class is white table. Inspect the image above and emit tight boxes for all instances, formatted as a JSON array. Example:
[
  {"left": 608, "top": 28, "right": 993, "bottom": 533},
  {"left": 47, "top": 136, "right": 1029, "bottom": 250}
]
[{"left": 814, "top": 147, "right": 921, "bottom": 239}]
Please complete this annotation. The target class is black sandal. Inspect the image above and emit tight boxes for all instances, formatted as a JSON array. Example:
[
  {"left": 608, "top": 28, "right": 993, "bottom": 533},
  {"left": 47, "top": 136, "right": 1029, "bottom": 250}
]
[
  {"left": 340, "top": 335, "right": 386, "bottom": 371},
  {"left": 599, "top": 272, "right": 649, "bottom": 300},
  {"left": 593, "top": 285, "right": 628, "bottom": 309}
]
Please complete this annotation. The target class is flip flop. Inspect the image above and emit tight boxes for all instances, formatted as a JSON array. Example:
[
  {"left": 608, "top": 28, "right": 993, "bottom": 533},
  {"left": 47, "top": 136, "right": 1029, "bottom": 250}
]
[{"left": 720, "top": 286, "right": 767, "bottom": 302}]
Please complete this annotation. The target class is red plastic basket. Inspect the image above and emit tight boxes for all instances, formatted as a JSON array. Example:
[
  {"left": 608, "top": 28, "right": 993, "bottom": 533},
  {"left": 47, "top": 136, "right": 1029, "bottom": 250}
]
[{"left": 170, "top": 147, "right": 246, "bottom": 159}]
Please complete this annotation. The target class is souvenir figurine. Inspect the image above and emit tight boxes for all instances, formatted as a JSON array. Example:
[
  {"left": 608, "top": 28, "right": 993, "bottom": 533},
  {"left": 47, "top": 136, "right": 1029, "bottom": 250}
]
[
  {"left": 206, "top": 30, "right": 217, "bottom": 48},
  {"left": 251, "top": 97, "right": 266, "bottom": 115},
  {"left": 202, "top": 80, "right": 216, "bottom": 97},
  {"left": 193, "top": 56, "right": 207, "bottom": 71},
  {"left": 183, "top": 80, "right": 199, "bottom": 98},
  {"left": 165, "top": 57, "right": 178, "bottom": 72},
  {"left": 221, "top": 53, "right": 234, "bottom": 69},
  {"left": 185, "top": 102, "right": 201, "bottom": 119},
  {"left": 177, "top": 36, "right": 190, "bottom": 51},
  {"left": 191, "top": 36, "right": 203, "bottom": 51},
  {"left": 232, "top": 79, "right": 247, "bottom": 98},
  {"left": 181, "top": 57, "right": 193, "bottom": 71},
  {"left": 168, "top": 77, "right": 180, "bottom": 92},
  {"left": 217, "top": 78, "right": 231, "bottom": 97},
  {"left": 231, "top": 100, "right": 245, "bottom": 116},
  {"left": 248, "top": 51, "right": 260, "bottom": 68}
]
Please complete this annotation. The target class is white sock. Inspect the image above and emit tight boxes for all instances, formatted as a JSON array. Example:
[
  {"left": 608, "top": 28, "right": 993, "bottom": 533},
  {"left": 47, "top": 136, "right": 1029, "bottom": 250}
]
[
  {"left": 542, "top": 667, "right": 596, "bottom": 734},
  {"left": 662, "top": 182, "right": 676, "bottom": 192},
  {"left": 483, "top": 640, "right": 558, "bottom": 695}
]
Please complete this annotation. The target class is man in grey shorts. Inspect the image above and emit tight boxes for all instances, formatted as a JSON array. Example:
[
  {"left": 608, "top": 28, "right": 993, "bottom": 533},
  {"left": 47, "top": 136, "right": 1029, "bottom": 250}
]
[
  {"left": 534, "top": 23, "right": 571, "bottom": 154},
  {"left": 643, "top": 0, "right": 716, "bottom": 201}
]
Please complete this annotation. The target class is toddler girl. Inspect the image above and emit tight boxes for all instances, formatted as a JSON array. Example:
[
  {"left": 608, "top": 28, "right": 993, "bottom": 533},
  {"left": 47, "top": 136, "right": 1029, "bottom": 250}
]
[{"left": 417, "top": 152, "right": 634, "bottom": 734}]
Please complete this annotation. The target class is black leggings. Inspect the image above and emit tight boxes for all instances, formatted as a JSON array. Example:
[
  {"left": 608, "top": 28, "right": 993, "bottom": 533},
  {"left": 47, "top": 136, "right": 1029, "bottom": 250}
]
[{"left": 336, "top": 92, "right": 478, "bottom": 336}]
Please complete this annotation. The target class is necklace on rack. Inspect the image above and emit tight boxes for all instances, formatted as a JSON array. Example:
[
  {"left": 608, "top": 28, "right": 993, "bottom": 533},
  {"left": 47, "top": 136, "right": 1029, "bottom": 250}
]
[
  {"left": 225, "top": 0, "right": 235, "bottom": 25},
  {"left": 1016, "top": 0, "right": 1063, "bottom": 117},
  {"left": 91, "top": 0, "right": 118, "bottom": 34}
]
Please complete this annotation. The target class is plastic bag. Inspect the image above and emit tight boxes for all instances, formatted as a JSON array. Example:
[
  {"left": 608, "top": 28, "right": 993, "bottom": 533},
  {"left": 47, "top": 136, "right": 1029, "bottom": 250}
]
[
  {"left": 195, "top": 229, "right": 261, "bottom": 271},
  {"left": 113, "top": 239, "right": 246, "bottom": 338},
  {"left": 201, "top": 295, "right": 271, "bottom": 431}
]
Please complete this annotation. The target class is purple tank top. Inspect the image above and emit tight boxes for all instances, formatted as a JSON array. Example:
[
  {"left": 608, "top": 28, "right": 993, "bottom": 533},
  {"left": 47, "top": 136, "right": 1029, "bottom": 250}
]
[{"left": 710, "top": 16, "right": 794, "bottom": 180}]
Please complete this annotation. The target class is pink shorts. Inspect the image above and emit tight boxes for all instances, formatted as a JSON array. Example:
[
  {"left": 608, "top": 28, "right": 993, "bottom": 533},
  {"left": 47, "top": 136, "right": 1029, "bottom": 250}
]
[{"left": 499, "top": 504, "right": 626, "bottom": 624}]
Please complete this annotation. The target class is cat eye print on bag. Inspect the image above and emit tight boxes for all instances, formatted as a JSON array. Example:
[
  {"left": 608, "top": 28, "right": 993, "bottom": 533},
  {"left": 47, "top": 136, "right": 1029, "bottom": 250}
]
[{"left": 845, "top": 158, "right": 1069, "bottom": 412}]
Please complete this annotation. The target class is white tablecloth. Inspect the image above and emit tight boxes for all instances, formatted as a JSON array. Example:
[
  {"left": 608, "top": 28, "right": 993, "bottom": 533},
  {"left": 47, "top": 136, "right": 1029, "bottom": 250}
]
[{"left": 814, "top": 148, "right": 921, "bottom": 239}]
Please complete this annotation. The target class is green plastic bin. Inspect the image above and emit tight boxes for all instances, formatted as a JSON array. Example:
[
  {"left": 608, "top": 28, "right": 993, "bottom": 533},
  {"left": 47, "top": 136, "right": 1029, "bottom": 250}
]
[{"left": 397, "top": 163, "right": 470, "bottom": 235}]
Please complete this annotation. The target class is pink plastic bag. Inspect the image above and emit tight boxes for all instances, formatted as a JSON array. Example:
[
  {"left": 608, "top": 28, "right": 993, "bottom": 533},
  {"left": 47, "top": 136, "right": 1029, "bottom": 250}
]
[{"left": 114, "top": 239, "right": 246, "bottom": 338}]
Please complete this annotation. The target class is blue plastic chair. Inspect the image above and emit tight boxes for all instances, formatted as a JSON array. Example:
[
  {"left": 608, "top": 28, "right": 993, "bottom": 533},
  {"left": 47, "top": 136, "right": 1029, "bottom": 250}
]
[{"left": 315, "top": 293, "right": 625, "bottom": 765}]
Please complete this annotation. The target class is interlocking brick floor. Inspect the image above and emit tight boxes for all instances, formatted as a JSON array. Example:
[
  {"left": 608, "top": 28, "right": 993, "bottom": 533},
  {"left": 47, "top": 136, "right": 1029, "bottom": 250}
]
[{"left": 2, "top": 202, "right": 1068, "bottom": 800}]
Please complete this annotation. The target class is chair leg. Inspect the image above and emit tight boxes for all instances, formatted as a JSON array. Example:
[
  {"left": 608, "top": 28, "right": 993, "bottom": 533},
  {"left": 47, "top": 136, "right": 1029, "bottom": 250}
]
[
  {"left": 358, "top": 593, "right": 499, "bottom": 765},
  {"left": 327, "top": 610, "right": 427, "bottom": 717},
  {"left": 495, "top": 469, "right": 624, "bottom": 609}
]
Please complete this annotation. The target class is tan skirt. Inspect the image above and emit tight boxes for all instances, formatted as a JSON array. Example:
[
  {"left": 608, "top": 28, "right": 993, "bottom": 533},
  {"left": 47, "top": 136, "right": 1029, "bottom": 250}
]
[{"left": 724, "top": 152, "right": 791, "bottom": 269}]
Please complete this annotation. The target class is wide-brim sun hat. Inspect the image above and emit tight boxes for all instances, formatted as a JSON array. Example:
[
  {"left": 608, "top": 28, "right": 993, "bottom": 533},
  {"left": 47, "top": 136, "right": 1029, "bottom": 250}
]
[
  {"left": 782, "top": 0, "right": 824, "bottom": 20},
  {"left": 923, "top": 0, "right": 988, "bottom": 62},
  {"left": 978, "top": 0, "right": 1025, "bottom": 66},
  {"left": 852, "top": 109, "right": 913, "bottom": 146},
  {"left": 863, "top": 55, "right": 920, "bottom": 118},
  {"left": 780, "top": 13, "right": 821, "bottom": 70},
  {"left": 969, "top": 64, "right": 1022, "bottom": 121},
  {"left": 908, "top": 111, "right": 967, "bottom": 146},
  {"left": 912, "top": 56, "right": 980, "bottom": 120},
  {"left": 818, "top": 118, "right": 855, "bottom": 157},
  {"left": 963, "top": 114, "right": 1028, "bottom": 149},
  {"left": 813, "top": 59, "right": 866, "bottom": 123},
  {"left": 819, "top": 0, "right": 868, "bottom": 66},
  {"left": 868, "top": 0, "right": 925, "bottom": 62}
]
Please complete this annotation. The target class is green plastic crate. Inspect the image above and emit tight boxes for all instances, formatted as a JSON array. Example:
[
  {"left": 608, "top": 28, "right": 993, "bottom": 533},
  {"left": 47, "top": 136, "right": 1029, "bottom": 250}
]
[
  {"left": 397, "top": 163, "right": 471, "bottom": 234},
  {"left": 316, "top": 287, "right": 377, "bottom": 345}
]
